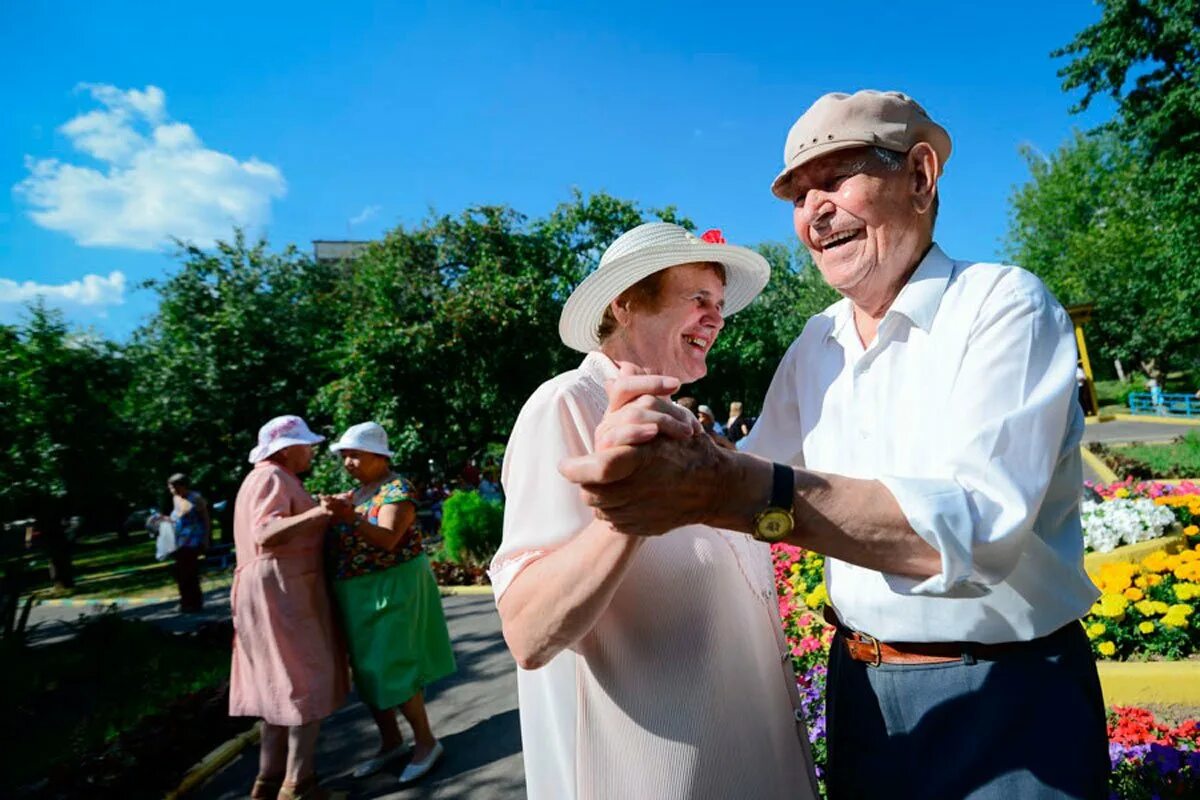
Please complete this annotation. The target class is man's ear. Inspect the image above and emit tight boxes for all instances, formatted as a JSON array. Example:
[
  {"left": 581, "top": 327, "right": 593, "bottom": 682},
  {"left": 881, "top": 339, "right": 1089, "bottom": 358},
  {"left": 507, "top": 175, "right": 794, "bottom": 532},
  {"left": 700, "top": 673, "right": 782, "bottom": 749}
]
[{"left": 907, "top": 142, "right": 939, "bottom": 216}]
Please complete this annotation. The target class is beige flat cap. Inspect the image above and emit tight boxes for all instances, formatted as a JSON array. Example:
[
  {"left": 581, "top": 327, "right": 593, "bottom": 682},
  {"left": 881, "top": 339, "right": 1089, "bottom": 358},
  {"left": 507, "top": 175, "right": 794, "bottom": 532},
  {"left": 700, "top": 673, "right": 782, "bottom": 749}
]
[{"left": 771, "top": 89, "right": 951, "bottom": 201}]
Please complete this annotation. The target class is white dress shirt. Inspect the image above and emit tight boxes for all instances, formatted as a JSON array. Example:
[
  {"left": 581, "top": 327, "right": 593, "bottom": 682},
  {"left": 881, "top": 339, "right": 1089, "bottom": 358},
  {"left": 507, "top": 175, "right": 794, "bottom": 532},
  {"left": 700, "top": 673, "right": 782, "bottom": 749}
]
[
  {"left": 742, "top": 245, "right": 1099, "bottom": 643},
  {"left": 491, "top": 352, "right": 816, "bottom": 800}
]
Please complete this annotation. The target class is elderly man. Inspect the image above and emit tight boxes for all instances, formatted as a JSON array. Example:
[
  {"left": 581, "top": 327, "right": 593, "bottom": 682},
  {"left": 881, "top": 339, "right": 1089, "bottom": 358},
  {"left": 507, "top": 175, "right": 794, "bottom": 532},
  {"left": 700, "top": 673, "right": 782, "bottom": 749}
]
[{"left": 561, "top": 90, "right": 1108, "bottom": 798}]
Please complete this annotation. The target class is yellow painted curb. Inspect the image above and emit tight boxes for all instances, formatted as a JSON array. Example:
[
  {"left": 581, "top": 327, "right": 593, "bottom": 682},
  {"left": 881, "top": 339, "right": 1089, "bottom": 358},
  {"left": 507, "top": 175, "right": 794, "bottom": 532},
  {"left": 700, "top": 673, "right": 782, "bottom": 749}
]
[
  {"left": 1111, "top": 413, "right": 1200, "bottom": 427},
  {"left": 1097, "top": 660, "right": 1200, "bottom": 706},
  {"left": 165, "top": 721, "right": 260, "bottom": 799},
  {"left": 439, "top": 584, "right": 494, "bottom": 596},
  {"left": 1080, "top": 446, "right": 1119, "bottom": 484},
  {"left": 1084, "top": 534, "right": 1185, "bottom": 572},
  {"left": 1083, "top": 415, "right": 1116, "bottom": 425}
]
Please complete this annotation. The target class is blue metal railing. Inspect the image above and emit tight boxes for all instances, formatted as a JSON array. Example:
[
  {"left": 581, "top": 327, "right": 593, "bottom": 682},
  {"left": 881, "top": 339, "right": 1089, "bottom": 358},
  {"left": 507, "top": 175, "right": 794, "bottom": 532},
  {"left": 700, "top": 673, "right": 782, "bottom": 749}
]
[{"left": 1127, "top": 392, "right": 1200, "bottom": 418}]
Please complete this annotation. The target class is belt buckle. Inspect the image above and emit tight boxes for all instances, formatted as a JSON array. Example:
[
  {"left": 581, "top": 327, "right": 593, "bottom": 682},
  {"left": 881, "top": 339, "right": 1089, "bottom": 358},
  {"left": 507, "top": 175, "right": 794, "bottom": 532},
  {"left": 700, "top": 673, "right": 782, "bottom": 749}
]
[{"left": 858, "top": 632, "right": 882, "bottom": 667}]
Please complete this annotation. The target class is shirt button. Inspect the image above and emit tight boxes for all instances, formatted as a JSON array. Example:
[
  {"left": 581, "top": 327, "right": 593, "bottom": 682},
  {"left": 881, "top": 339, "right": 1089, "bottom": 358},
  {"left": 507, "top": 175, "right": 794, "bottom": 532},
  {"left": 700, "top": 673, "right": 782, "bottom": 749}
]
[{"left": 794, "top": 709, "right": 805, "bottom": 722}]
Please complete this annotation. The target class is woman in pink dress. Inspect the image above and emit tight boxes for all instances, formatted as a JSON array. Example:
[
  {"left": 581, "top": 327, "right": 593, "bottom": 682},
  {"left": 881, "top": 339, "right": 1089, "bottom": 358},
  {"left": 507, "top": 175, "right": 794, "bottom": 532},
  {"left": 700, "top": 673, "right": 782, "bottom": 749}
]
[{"left": 230, "top": 415, "right": 350, "bottom": 800}]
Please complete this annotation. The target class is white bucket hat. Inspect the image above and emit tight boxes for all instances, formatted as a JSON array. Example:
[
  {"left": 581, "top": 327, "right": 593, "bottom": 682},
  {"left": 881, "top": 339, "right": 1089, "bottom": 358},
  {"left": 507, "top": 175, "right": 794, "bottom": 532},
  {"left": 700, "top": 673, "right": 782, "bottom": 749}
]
[
  {"left": 248, "top": 415, "right": 325, "bottom": 463},
  {"left": 558, "top": 222, "right": 770, "bottom": 354},
  {"left": 329, "top": 421, "right": 394, "bottom": 458}
]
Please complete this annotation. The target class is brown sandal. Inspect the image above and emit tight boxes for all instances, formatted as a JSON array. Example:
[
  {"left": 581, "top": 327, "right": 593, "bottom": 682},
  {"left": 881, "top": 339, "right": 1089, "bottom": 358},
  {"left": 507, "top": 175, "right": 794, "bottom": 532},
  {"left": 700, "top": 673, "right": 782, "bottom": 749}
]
[
  {"left": 276, "top": 774, "right": 329, "bottom": 800},
  {"left": 250, "top": 774, "right": 283, "bottom": 799}
]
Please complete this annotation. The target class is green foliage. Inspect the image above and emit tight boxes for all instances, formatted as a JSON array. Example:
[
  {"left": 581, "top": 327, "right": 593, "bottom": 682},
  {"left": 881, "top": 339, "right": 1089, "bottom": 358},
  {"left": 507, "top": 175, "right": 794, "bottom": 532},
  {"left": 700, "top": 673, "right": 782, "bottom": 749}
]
[
  {"left": 7, "top": 192, "right": 829, "bottom": 519},
  {"left": 0, "top": 612, "right": 228, "bottom": 789},
  {"left": 1121, "top": 432, "right": 1200, "bottom": 479},
  {"left": 439, "top": 490, "right": 503, "bottom": 565},
  {"left": 0, "top": 304, "right": 135, "bottom": 528},
  {"left": 1027, "top": 0, "right": 1200, "bottom": 379},
  {"left": 124, "top": 230, "right": 342, "bottom": 504},
  {"left": 1005, "top": 131, "right": 1200, "bottom": 378}
]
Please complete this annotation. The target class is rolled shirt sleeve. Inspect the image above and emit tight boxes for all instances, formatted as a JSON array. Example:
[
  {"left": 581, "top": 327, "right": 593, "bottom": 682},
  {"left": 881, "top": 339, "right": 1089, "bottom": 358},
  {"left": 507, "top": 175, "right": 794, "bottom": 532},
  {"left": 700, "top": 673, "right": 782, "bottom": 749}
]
[{"left": 879, "top": 275, "right": 1079, "bottom": 596}]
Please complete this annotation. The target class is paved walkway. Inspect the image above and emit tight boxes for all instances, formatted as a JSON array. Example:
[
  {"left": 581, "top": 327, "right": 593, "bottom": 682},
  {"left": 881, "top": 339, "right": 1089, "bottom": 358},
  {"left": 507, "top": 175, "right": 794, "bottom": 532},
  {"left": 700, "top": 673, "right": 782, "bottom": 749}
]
[
  {"left": 1082, "top": 419, "right": 1199, "bottom": 445},
  {"left": 195, "top": 594, "right": 524, "bottom": 800}
]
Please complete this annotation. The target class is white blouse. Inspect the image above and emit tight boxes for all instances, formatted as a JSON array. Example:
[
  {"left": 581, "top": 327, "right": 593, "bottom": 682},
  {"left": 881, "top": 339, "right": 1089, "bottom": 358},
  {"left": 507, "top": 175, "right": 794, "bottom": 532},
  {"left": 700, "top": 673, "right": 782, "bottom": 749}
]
[{"left": 491, "top": 351, "right": 817, "bottom": 800}]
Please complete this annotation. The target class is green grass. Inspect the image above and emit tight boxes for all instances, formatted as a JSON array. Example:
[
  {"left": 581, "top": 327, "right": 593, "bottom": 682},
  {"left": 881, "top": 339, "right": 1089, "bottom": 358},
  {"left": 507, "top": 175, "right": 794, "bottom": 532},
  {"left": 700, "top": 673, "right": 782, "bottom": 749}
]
[
  {"left": 12, "top": 528, "right": 230, "bottom": 600},
  {"left": 0, "top": 613, "right": 229, "bottom": 790},
  {"left": 1121, "top": 432, "right": 1200, "bottom": 478}
]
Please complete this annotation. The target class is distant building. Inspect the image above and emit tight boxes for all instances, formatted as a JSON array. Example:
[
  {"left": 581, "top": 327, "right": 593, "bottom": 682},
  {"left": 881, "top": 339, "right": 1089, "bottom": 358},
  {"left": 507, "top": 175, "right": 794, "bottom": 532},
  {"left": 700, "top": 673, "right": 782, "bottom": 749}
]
[{"left": 313, "top": 240, "right": 370, "bottom": 263}]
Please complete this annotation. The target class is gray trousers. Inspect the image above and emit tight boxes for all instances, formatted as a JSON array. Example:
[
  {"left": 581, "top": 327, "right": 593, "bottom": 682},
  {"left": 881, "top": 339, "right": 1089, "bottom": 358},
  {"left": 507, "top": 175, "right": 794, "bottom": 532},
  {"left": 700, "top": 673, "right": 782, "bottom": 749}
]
[{"left": 826, "top": 623, "right": 1109, "bottom": 799}]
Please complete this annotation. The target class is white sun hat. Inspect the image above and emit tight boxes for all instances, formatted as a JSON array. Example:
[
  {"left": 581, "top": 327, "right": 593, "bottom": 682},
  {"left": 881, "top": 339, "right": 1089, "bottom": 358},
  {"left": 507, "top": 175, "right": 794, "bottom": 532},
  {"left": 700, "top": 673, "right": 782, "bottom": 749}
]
[
  {"left": 329, "top": 421, "right": 394, "bottom": 458},
  {"left": 248, "top": 415, "right": 325, "bottom": 463},
  {"left": 558, "top": 222, "right": 771, "bottom": 354}
]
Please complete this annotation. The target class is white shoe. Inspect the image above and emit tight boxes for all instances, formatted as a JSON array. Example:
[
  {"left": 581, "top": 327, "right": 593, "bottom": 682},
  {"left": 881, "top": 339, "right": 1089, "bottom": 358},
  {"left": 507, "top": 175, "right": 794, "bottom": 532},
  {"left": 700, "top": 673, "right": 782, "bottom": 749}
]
[
  {"left": 398, "top": 741, "right": 444, "bottom": 784},
  {"left": 352, "top": 744, "right": 409, "bottom": 778}
]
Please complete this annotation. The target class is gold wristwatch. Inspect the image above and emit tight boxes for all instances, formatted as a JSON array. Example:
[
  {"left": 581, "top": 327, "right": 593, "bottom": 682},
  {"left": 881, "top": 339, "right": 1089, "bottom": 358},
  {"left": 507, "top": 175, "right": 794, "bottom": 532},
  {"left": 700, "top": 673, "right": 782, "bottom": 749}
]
[{"left": 752, "top": 462, "right": 795, "bottom": 543}]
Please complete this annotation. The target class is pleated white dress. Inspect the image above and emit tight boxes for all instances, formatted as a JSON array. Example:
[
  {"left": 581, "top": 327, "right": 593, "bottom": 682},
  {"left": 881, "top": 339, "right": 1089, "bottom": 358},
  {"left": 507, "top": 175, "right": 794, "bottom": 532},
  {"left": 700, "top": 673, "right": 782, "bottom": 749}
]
[{"left": 491, "top": 352, "right": 818, "bottom": 800}]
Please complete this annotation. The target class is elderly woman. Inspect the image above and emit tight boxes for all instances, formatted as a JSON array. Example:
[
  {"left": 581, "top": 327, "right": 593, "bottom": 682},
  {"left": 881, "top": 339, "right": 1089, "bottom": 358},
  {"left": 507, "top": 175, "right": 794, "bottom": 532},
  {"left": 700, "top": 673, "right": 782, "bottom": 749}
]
[
  {"left": 167, "top": 472, "right": 210, "bottom": 612},
  {"left": 230, "top": 415, "right": 349, "bottom": 800},
  {"left": 490, "top": 223, "right": 818, "bottom": 800},
  {"left": 325, "top": 422, "right": 456, "bottom": 785}
]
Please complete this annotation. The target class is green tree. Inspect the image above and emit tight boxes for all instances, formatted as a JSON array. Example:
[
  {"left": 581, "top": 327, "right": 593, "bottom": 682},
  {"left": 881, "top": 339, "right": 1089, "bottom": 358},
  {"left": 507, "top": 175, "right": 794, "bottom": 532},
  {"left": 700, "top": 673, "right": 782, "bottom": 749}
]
[
  {"left": 1003, "top": 131, "right": 1197, "bottom": 377},
  {"left": 1013, "top": 1, "right": 1200, "bottom": 380},
  {"left": 124, "top": 231, "right": 342, "bottom": 509},
  {"left": 0, "top": 303, "right": 133, "bottom": 531},
  {"left": 309, "top": 192, "right": 695, "bottom": 481}
]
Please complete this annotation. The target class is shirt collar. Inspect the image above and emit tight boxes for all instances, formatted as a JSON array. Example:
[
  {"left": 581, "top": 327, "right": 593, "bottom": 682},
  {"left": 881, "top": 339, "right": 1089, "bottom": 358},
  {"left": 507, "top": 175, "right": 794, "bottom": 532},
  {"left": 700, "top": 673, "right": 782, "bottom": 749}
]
[
  {"left": 581, "top": 350, "right": 620, "bottom": 383},
  {"left": 823, "top": 242, "right": 954, "bottom": 343},
  {"left": 885, "top": 243, "right": 954, "bottom": 333}
]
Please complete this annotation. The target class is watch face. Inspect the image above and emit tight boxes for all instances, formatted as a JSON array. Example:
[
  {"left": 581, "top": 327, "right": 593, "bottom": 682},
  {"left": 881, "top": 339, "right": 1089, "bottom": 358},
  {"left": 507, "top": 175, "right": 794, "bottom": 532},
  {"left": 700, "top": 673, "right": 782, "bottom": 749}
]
[{"left": 756, "top": 509, "right": 792, "bottom": 542}]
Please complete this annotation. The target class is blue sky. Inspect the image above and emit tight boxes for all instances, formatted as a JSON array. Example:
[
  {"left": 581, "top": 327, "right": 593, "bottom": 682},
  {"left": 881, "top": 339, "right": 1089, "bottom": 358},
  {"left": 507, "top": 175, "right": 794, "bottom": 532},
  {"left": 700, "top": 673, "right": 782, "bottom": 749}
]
[{"left": 0, "top": 0, "right": 1112, "bottom": 338}]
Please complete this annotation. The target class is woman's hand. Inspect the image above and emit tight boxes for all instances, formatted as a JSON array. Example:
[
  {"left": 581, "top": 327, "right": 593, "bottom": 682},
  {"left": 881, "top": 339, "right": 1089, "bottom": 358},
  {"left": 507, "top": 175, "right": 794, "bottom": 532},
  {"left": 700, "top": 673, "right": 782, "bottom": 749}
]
[{"left": 320, "top": 494, "right": 356, "bottom": 524}]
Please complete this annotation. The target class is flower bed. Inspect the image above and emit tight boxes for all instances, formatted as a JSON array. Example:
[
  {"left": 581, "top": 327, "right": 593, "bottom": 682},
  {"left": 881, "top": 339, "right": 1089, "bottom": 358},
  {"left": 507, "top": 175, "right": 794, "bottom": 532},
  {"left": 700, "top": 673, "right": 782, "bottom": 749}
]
[
  {"left": 1085, "top": 545, "right": 1200, "bottom": 661},
  {"left": 1108, "top": 706, "right": 1200, "bottom": 799},
  {"left": 1082, "top": 498, "right": 1178, "bottom": 552},
  {"left": 770, "top": 543, "right": 1200, "bottom": 798}
]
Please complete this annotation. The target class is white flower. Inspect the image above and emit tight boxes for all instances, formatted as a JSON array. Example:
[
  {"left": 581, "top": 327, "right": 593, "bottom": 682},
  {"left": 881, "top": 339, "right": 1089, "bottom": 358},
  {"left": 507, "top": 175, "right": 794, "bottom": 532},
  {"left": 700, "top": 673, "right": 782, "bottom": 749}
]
[{"left": 1081, "top": 498, "right": 1178, "bottom": 552}]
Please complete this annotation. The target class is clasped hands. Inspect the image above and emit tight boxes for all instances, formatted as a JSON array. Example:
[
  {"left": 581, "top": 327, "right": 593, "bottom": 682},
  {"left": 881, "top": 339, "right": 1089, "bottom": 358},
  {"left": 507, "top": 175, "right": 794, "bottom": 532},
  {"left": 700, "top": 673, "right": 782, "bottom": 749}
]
[
  {"left": 319, "top": 492, "right": 357, "bottom": 525},
  {"left": 558, "top": 362, "right": 730, "bottom": 536}
]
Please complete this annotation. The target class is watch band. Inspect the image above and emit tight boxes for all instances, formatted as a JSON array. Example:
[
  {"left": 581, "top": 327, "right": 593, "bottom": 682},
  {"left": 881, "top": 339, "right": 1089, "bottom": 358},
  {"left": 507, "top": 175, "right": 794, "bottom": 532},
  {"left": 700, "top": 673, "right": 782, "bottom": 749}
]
[{"left": 770, "top": 462, "right": 794, "bottom": 510}]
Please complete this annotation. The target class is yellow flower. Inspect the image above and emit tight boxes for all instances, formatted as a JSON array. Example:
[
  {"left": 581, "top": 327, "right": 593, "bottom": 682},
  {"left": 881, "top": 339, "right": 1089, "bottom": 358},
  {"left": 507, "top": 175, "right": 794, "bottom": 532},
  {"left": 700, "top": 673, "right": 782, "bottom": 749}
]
[
  {"left": 1097, "top": 641, "right": 1117, "bottom": 656},
  {"left": 1094, "top": 594, "right": 1129, "bottom": 619},
  {"left": 1185, "top": 525, "right": 1199, "bottom": 537},
  {"left": 1115, "top": 488, "right": 1130, "bottom": 498},
  {"left": 1086, "top": 622, "right": 1106, "bottom": 639},
  {"left": 1174, "top": 583, "right": 1200, "bottom": 602},
  {"left": 804, "top": 584, "right": 828, "bottom": 608},
  {"left": 1168, "top": 603, "right": 1194, "bottom": 617},
  {"left": 1135, "top": 576, "right": 1149, "bottom": 589},
  {"left": 1135, "top": 599, "right": 1161, "bottom": 616},
  {"left": 1143, "top": 551, "right": 1171, "bottom": 574},
  {"left": 1162, "top": 613, "right": 1190, "bottom": 629},
  {"left": 1145, "top": 574, "right": 1164, "bottom": 587},
  {"left": 1139, "top": 621, "right": 1156, "bottom": 634},
  {"left": 1124, "top": 587, "right": 1145, "bottom": 601}
]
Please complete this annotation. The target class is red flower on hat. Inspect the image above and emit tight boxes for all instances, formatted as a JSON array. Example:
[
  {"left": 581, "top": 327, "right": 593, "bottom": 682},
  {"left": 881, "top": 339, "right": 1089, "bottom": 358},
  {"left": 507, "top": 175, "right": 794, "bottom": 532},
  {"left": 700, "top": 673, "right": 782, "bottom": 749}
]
[{"left": 700, "top": 229, "right": 725, "bottom": 244}]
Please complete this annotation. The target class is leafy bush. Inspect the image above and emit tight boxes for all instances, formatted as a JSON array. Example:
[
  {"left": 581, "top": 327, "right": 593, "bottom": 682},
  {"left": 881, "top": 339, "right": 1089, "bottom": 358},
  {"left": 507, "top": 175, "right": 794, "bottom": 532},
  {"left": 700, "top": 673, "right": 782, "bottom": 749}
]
[{"left": 439, "top": 490, "right": 502, "bottom": 565}]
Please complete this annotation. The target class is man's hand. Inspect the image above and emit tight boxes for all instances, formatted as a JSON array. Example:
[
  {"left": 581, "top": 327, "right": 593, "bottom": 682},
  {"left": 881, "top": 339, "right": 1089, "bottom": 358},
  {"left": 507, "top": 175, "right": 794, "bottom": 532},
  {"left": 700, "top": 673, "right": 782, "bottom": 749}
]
[{"left": 560, "top": 432, "right": 726, "bottom": 536}]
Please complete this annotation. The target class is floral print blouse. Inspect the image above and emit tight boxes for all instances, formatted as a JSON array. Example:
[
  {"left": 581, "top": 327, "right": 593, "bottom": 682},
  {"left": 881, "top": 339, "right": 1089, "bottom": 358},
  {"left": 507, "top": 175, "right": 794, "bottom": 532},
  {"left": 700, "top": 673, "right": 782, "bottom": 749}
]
[{"left": 327, "top": 476, "right": 423, "bottom": 580}]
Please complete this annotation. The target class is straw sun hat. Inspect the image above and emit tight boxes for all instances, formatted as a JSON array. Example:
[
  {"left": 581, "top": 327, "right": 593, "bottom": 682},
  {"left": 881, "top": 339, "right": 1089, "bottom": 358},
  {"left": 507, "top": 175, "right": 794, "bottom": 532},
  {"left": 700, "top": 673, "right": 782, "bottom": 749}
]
[{"left": 558, "top": 222, "right": 770, "bottom": 354}]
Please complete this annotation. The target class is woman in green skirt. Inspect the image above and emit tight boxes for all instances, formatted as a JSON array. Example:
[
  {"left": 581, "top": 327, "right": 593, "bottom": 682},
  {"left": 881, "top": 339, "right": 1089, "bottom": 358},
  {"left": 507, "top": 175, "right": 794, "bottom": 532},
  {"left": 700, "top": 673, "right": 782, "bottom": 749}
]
[{"left": 325, "top": 422, "right": 456, "bottom": 785}]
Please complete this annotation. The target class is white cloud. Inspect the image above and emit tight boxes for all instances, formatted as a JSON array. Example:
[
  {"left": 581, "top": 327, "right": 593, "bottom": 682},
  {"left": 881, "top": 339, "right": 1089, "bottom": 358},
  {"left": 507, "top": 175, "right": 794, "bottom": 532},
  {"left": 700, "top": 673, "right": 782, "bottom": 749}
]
[
  {"left": 0, "top": 270, "right": 126, "bottom": 307},
  {"left": 349, "top": 204, "right": 381, "bottom": 226},
  {"left": 15, "top": 83, "right": 286, "bottom": 251}
]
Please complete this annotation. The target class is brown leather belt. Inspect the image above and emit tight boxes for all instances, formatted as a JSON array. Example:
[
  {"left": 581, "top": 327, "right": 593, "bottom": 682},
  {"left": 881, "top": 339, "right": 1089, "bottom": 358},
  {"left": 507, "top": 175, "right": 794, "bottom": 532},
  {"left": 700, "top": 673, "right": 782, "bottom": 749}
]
[{"left": 823, "top": 606, "right": 1074, "bottom": 667}]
